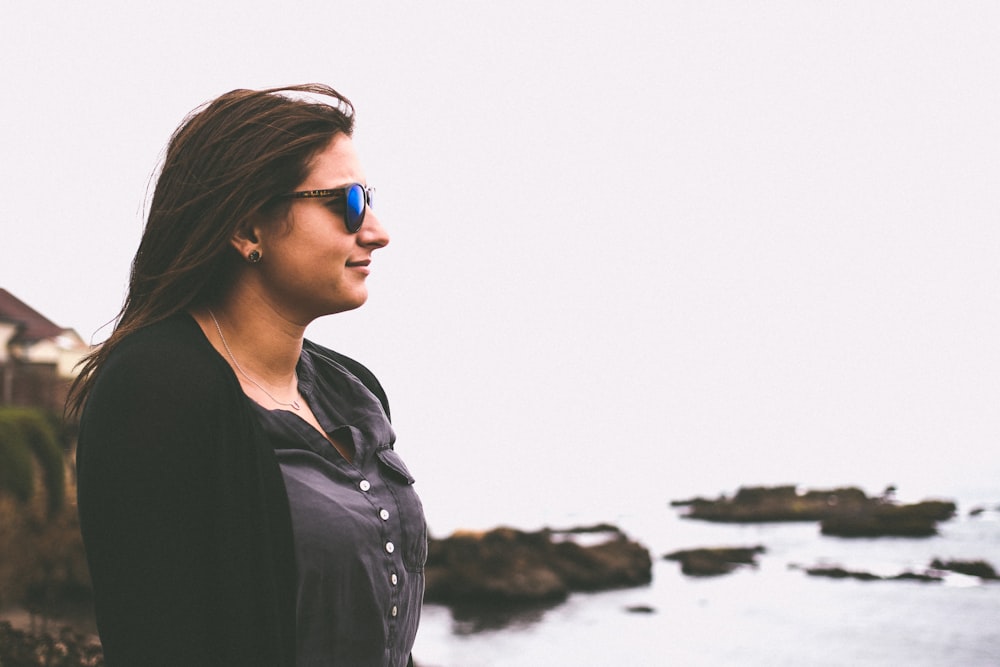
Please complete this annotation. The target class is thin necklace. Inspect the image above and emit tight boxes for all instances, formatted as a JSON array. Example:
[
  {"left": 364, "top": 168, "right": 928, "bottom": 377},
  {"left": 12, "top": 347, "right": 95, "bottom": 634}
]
[{"left": 209, "top": 309, "right": 302, "bottom": 410}]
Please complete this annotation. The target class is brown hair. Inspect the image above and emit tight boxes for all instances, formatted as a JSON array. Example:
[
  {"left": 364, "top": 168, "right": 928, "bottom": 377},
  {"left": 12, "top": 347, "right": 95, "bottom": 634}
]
[{"left": 67, "top": 84, "right": 355, "bottom": 415}]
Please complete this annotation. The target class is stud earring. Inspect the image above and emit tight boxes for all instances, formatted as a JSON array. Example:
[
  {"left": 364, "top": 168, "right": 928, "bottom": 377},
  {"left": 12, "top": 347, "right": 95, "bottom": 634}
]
[{"left": 248, "top": 250, "right": 261, "bottom": 264}]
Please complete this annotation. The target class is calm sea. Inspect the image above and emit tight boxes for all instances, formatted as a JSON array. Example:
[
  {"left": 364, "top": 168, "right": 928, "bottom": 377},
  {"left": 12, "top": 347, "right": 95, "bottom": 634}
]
[{"left": 411, "top": 494, "right": 1000, "bottom": 667}]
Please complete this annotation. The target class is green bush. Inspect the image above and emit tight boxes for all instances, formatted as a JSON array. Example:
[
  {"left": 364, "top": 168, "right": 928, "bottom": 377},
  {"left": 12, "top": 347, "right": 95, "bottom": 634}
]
[
  {"left": 0, "top": 424, "right": 35, "bottom": 503},
  {"left": 0, "top": 407, "right": 65, "bottom": 516}
]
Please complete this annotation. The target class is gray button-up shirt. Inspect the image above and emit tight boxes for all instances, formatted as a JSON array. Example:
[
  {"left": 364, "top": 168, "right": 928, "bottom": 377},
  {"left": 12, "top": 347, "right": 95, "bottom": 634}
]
[{"left": 251, "top": 347, "right": 425, "bottom": 667}]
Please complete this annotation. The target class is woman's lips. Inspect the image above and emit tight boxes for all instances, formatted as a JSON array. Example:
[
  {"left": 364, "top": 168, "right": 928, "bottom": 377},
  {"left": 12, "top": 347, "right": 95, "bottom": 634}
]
[{"left": 347, "top": 259, "right": 371, "bottom": 274}]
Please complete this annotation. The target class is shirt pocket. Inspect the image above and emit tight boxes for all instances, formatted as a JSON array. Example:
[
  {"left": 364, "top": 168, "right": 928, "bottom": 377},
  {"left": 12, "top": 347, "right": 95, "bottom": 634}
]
[{"left": 376, "top": 448, "right": 428, "bottom": 573}]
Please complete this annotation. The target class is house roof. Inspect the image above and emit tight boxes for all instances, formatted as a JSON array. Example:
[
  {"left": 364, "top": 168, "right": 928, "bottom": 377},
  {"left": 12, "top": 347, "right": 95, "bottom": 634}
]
[{"left": 0, "top": 288, "right": 66, "bottom": 342}]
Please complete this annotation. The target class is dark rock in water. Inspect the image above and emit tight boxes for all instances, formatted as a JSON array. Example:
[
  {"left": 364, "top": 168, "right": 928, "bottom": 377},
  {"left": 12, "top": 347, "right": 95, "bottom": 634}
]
[
  {"left": 820, "top": 500, "right": 956, "bottom": 538},
  {"left": 967, "top": 504, "right": 1000, "bottom": 517},
  {"left": 803, "top": 566, "right": 883, "bottom": 581},
  {"left": 891, "top": 571, "right": 943, "bottom": 583},
  {"left": 663, "top": 545, "right": 765, "bottom": 576},
  {"left": 673, "top": 485, "right": 873, "bottom": 523},
  {"left": 423, "top": 526, "right": 652, "bottom": 606},
  {"left": 625, "top": 605, "right": 656, "bottom": 614},
  {"left": 671, "top": 485, "right": 956, "bottom": 538},
  {"left": 930, "top": 558, "right": 999, "bottom": 581},
  {"left": 798, "top": 565, "right": 942, "bottom": 583},
  {"left": 796, "top": 559, "right": 999, "bottom": 584}
]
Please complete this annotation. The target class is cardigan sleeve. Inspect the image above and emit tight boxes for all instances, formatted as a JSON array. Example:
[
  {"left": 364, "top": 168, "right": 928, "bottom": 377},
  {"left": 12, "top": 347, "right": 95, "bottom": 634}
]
[{"left": 77, "top": 337, "right": 233, "bottom": 666}]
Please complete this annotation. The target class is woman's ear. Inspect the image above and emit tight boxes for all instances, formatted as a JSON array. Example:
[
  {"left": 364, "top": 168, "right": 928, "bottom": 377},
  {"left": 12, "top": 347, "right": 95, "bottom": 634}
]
[{"left": 230, "top": 223, "right": 263, "bottom": 263}]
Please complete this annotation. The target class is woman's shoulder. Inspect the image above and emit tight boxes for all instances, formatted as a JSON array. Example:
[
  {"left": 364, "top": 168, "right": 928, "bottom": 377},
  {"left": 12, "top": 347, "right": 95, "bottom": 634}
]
[
  {"left": 302, "top": 339, "right": 367, "bottom": 373},
  {"left": 91, "top": 313, "right": 235, "bottom": 408},
  {"left": 302, "top": 340, "right": 390, "bottom": 419},
  {"left": 78, "top": 314, "right": 253, "bottom": 473}
]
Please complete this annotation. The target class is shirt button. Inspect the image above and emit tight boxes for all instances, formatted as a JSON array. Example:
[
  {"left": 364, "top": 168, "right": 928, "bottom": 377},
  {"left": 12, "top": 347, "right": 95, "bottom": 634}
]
[
  {"left": 385, "top": 541, "right": 395, "bottom": 554},
  {"left": 391, "top": 605, "right": 398, "bottom": 617},
  {"left": 359, "top": 480, "right": 371, "bottom": 492},
  {"left": 379, "top": 508, "right": 390, "bottom": 521},
  {"left": 390, "top": 573, "right": 398, "bottom": 586}
]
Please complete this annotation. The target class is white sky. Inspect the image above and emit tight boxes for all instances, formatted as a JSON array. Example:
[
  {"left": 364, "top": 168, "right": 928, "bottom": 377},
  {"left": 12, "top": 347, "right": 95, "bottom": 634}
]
[{"left": 2, "top": 1, "right": 998, "bottom": 533}]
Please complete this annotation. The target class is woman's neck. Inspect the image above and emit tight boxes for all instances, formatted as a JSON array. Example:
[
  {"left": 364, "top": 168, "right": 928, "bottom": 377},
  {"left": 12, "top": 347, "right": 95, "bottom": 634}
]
[{"left": 192, "top": 291, "right": 306, "bottom": 387}]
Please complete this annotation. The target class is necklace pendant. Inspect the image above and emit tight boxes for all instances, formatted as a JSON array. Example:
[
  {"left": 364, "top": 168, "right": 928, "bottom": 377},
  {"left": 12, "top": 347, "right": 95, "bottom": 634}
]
[{"left": 291, "top": 400, "right": 302, "bottom": 410}]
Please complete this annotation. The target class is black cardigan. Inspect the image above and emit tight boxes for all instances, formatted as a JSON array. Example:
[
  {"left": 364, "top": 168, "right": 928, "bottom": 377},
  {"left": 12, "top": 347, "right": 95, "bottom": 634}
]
[{"left": 77, "top": 313, "right": 390, "bottom": 667}]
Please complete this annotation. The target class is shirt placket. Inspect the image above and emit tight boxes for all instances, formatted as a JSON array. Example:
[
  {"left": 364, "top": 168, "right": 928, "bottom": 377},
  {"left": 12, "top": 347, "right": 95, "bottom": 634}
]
[{"left": 356, "top": 467, "right": 402, "bottom": 654}]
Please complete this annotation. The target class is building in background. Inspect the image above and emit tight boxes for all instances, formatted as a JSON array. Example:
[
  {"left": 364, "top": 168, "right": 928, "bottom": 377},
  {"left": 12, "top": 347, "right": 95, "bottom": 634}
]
[{"left": 0, "top": 288, "right": 90, "bottom": 413}]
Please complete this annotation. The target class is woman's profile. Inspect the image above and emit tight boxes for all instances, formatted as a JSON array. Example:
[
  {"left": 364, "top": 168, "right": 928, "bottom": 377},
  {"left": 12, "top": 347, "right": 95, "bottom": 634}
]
[{"left": 70, "top": 84, "right": 425, "bottom": 667}]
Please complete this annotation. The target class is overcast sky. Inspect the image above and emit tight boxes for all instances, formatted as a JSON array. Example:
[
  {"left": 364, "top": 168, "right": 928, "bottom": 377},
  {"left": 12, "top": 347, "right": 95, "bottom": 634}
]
[{"left": 2, "top": 1, "right": 998, "bottom": 533}]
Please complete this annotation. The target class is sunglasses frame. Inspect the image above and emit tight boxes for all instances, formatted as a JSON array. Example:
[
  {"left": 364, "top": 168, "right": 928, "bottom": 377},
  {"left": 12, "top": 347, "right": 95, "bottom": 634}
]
[{"left": 282, "top": 183, "right": 374, "bottom": 233}]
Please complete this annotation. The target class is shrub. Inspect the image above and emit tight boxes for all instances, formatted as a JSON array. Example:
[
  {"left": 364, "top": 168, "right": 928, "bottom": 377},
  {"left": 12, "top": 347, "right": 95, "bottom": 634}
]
[
  {"left": 0, "top": 407, "right": 65, "bottom": 516},
  {"left": 0, "top": 422, "right": 35, "bottom": 503}
]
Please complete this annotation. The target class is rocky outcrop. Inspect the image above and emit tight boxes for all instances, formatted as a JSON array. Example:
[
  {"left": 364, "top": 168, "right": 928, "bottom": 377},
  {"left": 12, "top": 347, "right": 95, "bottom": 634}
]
[
  {"left": 671, "top": 485, "right": 871, "bottom": 522},
  {"left": 930, "top": 558, "right": 999, "bottom": 581},
  {"left": 423, "top": 525, "right": 652, "bottom": 606},
  {"left": 625, "top": 605, "right": 656, "bottom": 614},
  {"left": 663, "top": 546, "right": 765, "bottom": 576},
  {"left": 968, "top": 504, "right": 1000, "bottom": 517},
  {"left": 820, "top": 500, "right": 956, "bottom": 537},
  {"left": 672, "top": 485, "right": 956, "bottom": 537},
  {"left": 793, "top": 558, "right": 1000, "bottom": 583},
  {"left": 798, "top": 565, "right": 942, "bottom": 583}
]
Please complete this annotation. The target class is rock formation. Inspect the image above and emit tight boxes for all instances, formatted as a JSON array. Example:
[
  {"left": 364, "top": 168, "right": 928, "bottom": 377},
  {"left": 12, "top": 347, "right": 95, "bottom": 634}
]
[
  {"left": 797, "top": 565, "right": 942, "bottom": 583},
  {"left": 671, "top": 485, "right": 956, "bottom": 537},
  {"left": 423, "top": 525, "right": 652, "bottom": 606},
  {"left": 793, "top": 557, "right": 999, "bottom": 583},
  {"left": 663, "top": 546, "right": 766, "bottom": 576},
  {"left": 819, "top": 500, "right": 955, "bottom": 537},
  {"left": 930, "top": 558, "right": 999, "bottom": 581}
]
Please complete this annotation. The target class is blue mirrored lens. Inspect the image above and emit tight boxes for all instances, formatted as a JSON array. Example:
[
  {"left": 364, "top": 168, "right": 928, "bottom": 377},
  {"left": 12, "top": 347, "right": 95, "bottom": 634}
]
[{"left": 346, "top": 184, "right": 365, "bottom": 231}]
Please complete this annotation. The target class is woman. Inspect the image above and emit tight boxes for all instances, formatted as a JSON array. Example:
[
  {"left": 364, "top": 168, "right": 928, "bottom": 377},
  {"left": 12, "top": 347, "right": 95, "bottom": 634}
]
[{"left": 71, "top": 84, "right": 425, "bottom": 667}]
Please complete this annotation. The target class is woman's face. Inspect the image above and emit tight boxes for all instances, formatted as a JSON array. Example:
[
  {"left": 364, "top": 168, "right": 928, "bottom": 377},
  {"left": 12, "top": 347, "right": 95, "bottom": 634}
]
[{"left": 253, "top": 134, "right": 389, "bottom": 321}]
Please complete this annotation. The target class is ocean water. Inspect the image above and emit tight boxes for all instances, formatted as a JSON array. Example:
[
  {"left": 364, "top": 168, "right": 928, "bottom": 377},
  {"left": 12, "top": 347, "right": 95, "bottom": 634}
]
[{"left": 411, "top": 499, "right": 1000, "bottom": 667}]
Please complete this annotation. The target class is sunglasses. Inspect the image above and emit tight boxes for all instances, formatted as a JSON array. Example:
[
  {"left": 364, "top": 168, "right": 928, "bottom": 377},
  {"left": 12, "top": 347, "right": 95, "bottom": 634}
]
[{"left": 282, "top": 183, "right": 374, "bottom": 233}]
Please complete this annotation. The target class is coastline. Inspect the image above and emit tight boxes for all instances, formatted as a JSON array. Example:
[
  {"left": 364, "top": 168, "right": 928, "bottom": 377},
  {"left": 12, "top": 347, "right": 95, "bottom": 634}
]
[{"left": 4, "top": 483, "right": 996, "bottom": 667}]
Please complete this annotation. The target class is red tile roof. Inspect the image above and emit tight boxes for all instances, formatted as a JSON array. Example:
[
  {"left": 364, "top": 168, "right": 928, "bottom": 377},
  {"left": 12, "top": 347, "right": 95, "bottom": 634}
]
[{"left": 0, "top": 288, "right": 66, "bottom": 342}]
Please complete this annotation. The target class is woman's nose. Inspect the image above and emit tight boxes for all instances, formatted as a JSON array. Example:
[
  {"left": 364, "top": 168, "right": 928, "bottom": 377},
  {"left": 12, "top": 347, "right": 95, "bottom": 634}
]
[{"left": 358, "top": 209, "right": 389, "bottom": 248}]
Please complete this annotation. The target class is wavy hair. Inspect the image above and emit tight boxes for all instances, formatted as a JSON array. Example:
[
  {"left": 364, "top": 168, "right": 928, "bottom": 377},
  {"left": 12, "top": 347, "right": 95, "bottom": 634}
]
[{"left": 68, "top": 84, "right": 355, "bottom": 416}]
